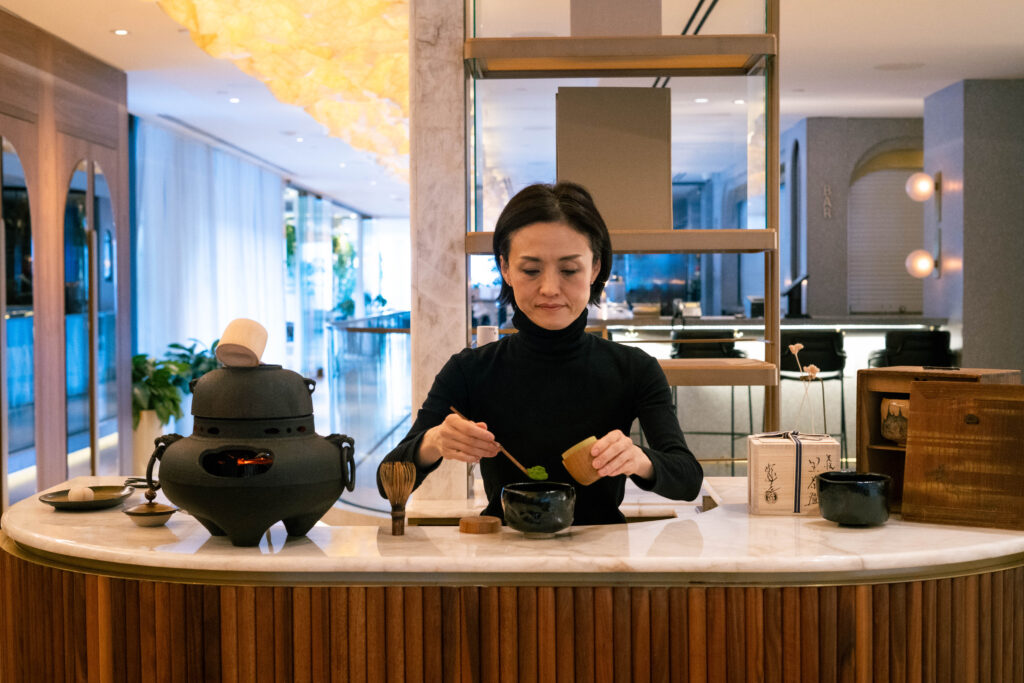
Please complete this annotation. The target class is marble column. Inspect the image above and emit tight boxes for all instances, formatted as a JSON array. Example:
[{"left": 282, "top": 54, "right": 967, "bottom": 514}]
[{"left": 409, "top": 0, "right": 469, "bottom": 499}]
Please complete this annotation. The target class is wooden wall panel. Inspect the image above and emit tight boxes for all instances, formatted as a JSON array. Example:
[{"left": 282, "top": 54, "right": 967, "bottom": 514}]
[
  {"left": 55, "top": 80, "right": 121, "bottom": 149},
  {"left": 0, "top": 11, "right": 44, "bottom": 71},
  {"left": 2, "top": 546, "right": 1024, "bottom": 683},
  {"left": 0, "top": 56, "right": 39, "bottom": 122}
]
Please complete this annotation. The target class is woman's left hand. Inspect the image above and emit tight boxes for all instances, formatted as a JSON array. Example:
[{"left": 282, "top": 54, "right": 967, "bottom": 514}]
[{"left": 590, "top": 430, "right": 654, "bottom": 481}]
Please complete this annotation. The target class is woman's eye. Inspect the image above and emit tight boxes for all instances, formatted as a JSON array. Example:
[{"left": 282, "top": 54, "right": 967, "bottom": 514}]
[
  {"left": 522, "top": 269, "right": 539, "bottom": 276},
  {"left": 561, "top": 269, "right": 579, "bottom": 277}
]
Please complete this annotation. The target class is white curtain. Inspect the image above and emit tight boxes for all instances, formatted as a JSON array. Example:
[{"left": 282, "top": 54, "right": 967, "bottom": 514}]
[{"left": 134, "top": 119, "right": 287, "bottom": 363}]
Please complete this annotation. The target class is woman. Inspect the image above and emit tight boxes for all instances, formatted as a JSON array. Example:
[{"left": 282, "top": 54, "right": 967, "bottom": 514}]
[{"left": 377, "top": 182, "right": 703, "bottom": 524}]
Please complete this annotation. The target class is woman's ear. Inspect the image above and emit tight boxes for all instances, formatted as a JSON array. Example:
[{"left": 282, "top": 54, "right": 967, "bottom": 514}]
[
  {"left": 500, "top": 255, "right": 510, "bottom": 282},
  {"left": 591, "top": 257, "right": 601, "bottom": 285}
]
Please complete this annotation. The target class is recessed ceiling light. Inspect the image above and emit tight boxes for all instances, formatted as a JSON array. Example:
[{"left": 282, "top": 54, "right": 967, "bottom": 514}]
[
  {"left": 112, "top": 29, "right": 129, "bottom": 36},
  {"left": 338, "top": 162, "right": 347, "bottom": 168},
  {"left": 694, "top": 97, "right": 709, "bottom": 104},
  {"left": 296, "top": 137, "right": 304, "bottom": 143},
  {"left": 733, "top": 99, "right": 745, "bottom": 105},
  {"left": 370, "top": 180, "right": 377, "bottom": 186},
  {"left": 229, "top": 97, "right": 240, "bottom": 104}
]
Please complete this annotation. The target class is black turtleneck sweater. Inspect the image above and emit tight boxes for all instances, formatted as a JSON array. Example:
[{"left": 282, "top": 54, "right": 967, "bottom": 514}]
[{"left": 377, "top": 310, "right": 703, "bottom": 525}]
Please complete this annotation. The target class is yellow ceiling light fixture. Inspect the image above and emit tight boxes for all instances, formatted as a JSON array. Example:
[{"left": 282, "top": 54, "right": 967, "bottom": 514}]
[{"left": 157, "top": 0, "right": 410, "bottom": 181}]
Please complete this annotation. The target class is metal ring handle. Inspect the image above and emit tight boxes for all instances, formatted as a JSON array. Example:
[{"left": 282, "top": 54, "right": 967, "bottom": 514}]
[
  {"left": 146, "top": 434, "right": 184, "bottom": 491},
  {"left": 328, "top": 434, "right": 356, "bottom": 492}
]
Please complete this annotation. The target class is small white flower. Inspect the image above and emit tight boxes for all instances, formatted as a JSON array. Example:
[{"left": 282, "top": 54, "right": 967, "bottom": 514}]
[{"left": 804, "top": 364, "right": 820, "bottom": 380}]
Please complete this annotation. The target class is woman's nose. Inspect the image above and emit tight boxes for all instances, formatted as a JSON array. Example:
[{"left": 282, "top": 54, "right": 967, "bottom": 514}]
[{"left": 538, "top": 270, "right": 559, "bottom": 294}]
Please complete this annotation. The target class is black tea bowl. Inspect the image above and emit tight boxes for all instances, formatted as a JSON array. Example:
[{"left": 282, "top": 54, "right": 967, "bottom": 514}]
[
  {"left": 816, "top": 471, "right": 892, "bottom": 527},
  {"left": 501, "top": 482, "right": 576, "bottom": 537}
]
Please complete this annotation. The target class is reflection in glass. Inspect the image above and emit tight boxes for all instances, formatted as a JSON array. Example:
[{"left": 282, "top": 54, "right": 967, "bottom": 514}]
[
  {"left": 472, "top": 75, "right": 765, "bottom": 317},
  {"left": 2, "top": 137, "right": 35, "bottom": 503},
  {"left": 94, "top": 165, "right": 118, "bottom": 475},
  {"left": 65, "top": 160, "right": 90, "bottom": 478},
  {"left": 473, "top": 76, "right": 763, "bottom": 232}
]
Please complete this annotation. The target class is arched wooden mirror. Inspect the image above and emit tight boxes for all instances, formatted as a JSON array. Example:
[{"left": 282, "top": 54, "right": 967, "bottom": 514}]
[
  {"left": 94, "top": 164, "right": 118, "bottom": 475},
  {"left": 2, "top": 137, "right": 34, "bottom": 506},
  {"left": 64, "top": 159, "right": 90, "bottom": 478}
]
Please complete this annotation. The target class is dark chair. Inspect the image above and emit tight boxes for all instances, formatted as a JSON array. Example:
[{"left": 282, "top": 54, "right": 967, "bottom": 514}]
[
  {"left": 779, "top": 330, "right": 848, "bottom": 465},
  {"left": 671, "top": 322, "right": 755, "bottom": 470},
  {"left": 867, "top": 330, "right": 956, "bottom": 368}
]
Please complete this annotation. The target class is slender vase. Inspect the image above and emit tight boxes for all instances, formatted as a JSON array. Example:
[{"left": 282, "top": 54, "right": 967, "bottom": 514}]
[{"left": 132, "top": 409, "right": 164, "bottom": 475}]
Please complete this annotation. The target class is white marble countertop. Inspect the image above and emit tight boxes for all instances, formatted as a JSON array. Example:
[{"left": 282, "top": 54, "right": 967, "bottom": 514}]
[{"left": 3, "top": 476, "right": 1023, "bottom": 586}]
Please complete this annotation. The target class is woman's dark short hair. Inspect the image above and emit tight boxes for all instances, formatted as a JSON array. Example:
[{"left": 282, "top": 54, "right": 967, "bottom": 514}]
[{"left": 492, "top": 182, "right": 612, "bottom": 307}]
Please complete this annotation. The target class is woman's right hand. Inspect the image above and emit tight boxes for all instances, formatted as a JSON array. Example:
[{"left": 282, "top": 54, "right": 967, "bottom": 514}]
[{"left": 416, "top": 414, "right": 500, "bottom": 467}]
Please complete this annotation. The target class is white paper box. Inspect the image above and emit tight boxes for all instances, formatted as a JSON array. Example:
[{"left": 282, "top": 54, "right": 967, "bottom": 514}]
[{"left": 747, "top": 432, "right": 840, "bottom": 515}]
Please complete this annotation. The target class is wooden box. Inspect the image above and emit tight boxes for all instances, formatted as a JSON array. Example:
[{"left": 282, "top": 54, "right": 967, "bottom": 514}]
[
  {"left": 902, "top": 382, "right": 1024, "bottom": 530},
  {"left": 855, "top": 366, "right": 1020, "bottom": 512},
  {"left": 747, "top": 433, "right": 840, "bottom": 515}
]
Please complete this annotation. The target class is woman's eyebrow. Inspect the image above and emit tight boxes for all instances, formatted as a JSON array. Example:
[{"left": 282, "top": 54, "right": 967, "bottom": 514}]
[{"left": 516, "top": 254, "right": 584, "bottom": 262}]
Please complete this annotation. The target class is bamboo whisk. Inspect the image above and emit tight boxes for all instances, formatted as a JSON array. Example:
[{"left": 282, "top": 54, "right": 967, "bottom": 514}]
[{"left": 380, "top": 461, "right": 416, "bottom": 535}]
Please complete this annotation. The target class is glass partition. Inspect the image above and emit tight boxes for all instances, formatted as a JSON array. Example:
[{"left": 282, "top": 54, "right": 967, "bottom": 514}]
[
  {"left": 94, "top": 165, "right": 118, "bottom": 475},
  {"left": 472, "top": 76, "right": 764, "bottom": 232},
  {"left": 471, "top": 73, "right": 766, "bottom": 317},
  {"left": 2, "top": 137, "right": 34, "bottom": 504}
]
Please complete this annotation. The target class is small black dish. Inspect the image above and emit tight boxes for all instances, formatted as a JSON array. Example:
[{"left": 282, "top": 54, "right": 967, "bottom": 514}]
[
  {"left": 39, "top": 486, "right": 134, "bottom": 511},
  {"left": 501, "top": 482, "right": 575, "bottom": 537},
  {"left": 816, "top": 471, "right": 891, "bottom": 527}
]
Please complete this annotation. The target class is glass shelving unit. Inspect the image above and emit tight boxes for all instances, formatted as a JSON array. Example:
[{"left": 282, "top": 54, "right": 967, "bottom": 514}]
[{"left": 462, "top": 0, "right": 782, "bottom": 428}]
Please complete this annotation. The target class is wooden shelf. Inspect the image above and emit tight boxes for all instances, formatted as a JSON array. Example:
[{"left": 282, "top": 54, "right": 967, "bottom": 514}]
[
  {"left": 658, "top": 358, "right": 777, "bottom": 387},
  {"left": 866, "top": 442, "right": 906, "bottom": 452},
  {"left": 466, "top": 229, "right": 777, "bottom": 255},
  {"left": 465, "top": 34, "right": 776, "bottom": 79}
]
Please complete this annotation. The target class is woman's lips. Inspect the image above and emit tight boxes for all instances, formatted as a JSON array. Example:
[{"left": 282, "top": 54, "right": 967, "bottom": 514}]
[{"left": 536, "top": 303, "right": 563, "bottom": 310}]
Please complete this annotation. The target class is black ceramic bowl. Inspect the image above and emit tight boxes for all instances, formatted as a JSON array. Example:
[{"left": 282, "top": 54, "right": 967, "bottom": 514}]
[
  {"left": 816, "top": 471, "right": 892, "bottom": 527},
  {"left": 501, "top": 482, "right": 575, "bottom": 536}
]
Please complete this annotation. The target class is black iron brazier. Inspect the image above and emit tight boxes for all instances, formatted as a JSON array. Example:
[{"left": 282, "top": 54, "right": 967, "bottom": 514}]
[{"left": 147, "top": 365, "right": 355, "bottom": 546}]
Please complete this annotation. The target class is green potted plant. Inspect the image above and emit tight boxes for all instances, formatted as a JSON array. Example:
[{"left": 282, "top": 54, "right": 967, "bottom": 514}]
[
  {"left": 164, "top": 338, "right": 220, "bottom": 395},
  {"left": 132, "top": 354, "right": 189, "bottom": 428},
  {"left": 131, "top": 354, "right": 190, "bottom": 474}
]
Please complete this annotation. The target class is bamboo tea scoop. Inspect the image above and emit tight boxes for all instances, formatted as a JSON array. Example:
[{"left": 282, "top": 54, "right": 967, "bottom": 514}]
[
  {"left": 379, "top": 461, "right": 416, "bottom": 535},
  {"left": 449, "top": 407, "right": 548, "bottom": 480}
]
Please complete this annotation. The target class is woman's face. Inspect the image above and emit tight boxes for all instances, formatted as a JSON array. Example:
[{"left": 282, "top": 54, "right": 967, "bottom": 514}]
[{"left": 500, "top": 221, "right": 599, "bottom": 330}]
